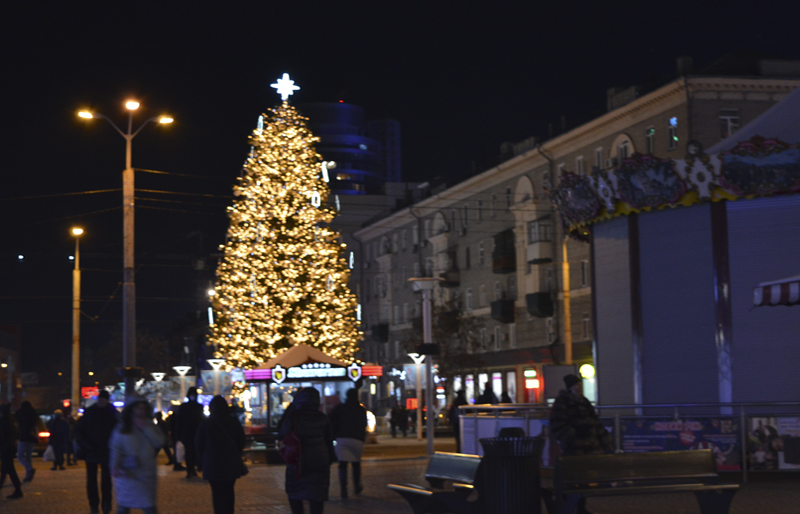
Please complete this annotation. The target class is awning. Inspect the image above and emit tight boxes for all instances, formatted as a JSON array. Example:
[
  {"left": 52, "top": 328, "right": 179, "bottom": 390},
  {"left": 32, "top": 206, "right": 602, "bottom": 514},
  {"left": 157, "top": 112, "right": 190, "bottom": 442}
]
[{"left": 753, "top": 275, "right": 800, "bottom": 306}]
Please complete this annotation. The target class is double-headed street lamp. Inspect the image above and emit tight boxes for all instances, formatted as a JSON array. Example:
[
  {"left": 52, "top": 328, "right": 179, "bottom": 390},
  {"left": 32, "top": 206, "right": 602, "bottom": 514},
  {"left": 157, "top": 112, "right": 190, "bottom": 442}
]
[
  {"left": 71, "top": 227, "right": 83, "bottom": 414},
  {"left": 78, "top": 101, "right": 173, "bottom": 397}
]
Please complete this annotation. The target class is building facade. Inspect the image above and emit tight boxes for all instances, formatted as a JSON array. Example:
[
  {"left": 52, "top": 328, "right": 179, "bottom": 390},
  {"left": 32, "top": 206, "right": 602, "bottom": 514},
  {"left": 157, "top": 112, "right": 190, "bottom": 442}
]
[{"left": 354, "top": 57, "right": 800, "bottom": 412}]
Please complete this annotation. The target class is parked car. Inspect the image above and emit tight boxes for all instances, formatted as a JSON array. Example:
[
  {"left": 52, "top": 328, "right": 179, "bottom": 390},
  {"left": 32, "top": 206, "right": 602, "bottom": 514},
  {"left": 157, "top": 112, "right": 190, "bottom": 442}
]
[{"left": 34, "top": 414, "right": 52, "bottom": 457}]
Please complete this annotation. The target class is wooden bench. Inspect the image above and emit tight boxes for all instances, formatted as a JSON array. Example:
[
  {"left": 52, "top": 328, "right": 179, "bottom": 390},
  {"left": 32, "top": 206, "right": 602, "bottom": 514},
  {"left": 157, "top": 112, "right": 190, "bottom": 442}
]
[
  {"left": 544, "top": 449, "right": 740, "bottom": 514},
  {"left": 388, "top": 452, "right": 483, "bottom": 514}
]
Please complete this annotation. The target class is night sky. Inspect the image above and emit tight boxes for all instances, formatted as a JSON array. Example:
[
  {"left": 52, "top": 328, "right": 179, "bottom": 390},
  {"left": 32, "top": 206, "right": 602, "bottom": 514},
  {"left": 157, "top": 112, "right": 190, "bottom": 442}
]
[{"left": 2, "top": 3, "right": 797, "bottom": 381}]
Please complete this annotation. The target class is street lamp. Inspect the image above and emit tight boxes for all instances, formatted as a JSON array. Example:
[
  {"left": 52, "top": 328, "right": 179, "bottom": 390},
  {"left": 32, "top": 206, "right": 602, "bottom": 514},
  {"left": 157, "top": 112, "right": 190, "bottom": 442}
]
[
  {"left": 173, "top": 366, "right": 192, "bottom": 402},
  {"left": 408, "top": 276, "right": 443, "bottom": 457},
  {"left": 78, "top": 101, "right": 173, "bottom": 398},
  {"left": 408, "top": 353, "right": 426, "bottom": 441},
  {"left": 71, "top": 227, "right": 83, "bottom": 413},
  {"left": 207, "top": 359, "right": 226, "bottom": 396},
  {"left": 151, "top": 372, "right": 166, "bottom": 413}
]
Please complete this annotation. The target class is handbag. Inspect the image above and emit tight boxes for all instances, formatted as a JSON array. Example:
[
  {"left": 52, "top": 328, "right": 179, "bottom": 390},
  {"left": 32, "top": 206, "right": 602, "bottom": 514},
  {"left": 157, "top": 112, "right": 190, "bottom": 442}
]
[
  {"left": 43, "top": 444, "right": 55, "bottom": 462},
  {"left": 277, "top": 414, "right": 302, "bottom": 466}
]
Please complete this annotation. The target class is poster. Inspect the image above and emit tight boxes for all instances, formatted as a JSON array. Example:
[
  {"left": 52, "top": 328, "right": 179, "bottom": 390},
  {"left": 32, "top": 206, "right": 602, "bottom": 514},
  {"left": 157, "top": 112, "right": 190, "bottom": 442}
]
[
  {"left": 748, "top": 416, "right": 800, "bottom": 470},
  {"left": 620, "top": 417, "right": 740, "bottom": 471}
]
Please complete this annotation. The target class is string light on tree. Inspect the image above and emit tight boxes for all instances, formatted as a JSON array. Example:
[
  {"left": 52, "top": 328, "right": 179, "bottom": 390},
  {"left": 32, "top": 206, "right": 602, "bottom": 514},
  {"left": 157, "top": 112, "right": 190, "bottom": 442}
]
[{"left": 209, "top": 74, "right": 361, "bottom": 371}]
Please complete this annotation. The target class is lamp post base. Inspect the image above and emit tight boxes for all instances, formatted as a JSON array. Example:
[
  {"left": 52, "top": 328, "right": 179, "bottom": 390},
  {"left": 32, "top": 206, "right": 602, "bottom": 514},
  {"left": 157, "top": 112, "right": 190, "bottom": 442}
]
[{"left": 119, "top": 367, "right": 144, "bottom": 399}]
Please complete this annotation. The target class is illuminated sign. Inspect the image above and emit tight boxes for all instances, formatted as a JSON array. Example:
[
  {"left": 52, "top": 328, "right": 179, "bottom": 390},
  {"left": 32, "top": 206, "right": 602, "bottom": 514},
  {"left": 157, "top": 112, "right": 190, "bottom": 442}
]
[
  {"left": 272, "top": 364, "right": 286, "bottom": 384},
  {"left": 407, "top": 398, "right": 418, "bottom": 410},
  {"left": 288, "top": 365, "right": 346, "bottom": 379},
  {"left": 243, "top": 362, "right": 382, "bottom": 383},
  {"left": 81, "top": 386, "right": 100, "bottom": 399},
  {"left": 347, "top": 363, "right": 362, "bottom": 382}
]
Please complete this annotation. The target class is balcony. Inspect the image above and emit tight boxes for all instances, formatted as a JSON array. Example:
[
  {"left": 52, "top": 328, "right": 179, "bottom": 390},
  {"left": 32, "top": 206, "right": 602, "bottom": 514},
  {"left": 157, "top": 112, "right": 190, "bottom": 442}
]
[
  {"left": 492, "top": 229, "right": 516, "bottom": 274},
  {"left": 526, "top": 242, "right": 553, "bottom": 265},
  {"left": 490, "top": 299, "right": 515, "bottom": 324},
  {"left": 440, "top": 269, "right": 460, "bottom": 287},
  {"left": 525, "top": 292, "right": 554, "bottom": 318},
  {"left": 492, "top": 255, "right": 516, "bottom": 274}
]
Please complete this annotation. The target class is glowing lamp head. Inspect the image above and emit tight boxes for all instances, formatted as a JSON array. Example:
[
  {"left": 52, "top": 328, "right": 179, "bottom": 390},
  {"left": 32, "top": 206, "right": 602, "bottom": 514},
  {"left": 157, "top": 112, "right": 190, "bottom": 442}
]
[
  {"left": 78, "top": 111, "right": 93, "bottom": 119},
  {"left": 207, "top": 289, "right": 216, "bottom": 297},
  {"left": 71, "top": 227, "right": 84, "bottom": 236},
  {"left": 126, "top": 101, "right": 140, "bottom": 110},
  {"left": 158, "top": 116, "right": 174, "bottom": 124},
  {"left": 579, "top": 364, "right": 596, "bottom": 379},
  {"left": 0, "top": 363, "right": 7, "bottom": 368}
]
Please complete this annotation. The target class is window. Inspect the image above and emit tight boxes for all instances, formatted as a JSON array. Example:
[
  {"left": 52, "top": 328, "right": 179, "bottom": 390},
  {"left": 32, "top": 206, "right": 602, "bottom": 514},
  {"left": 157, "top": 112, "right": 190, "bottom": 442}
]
[
  {"left": 424, "top": 220, "right": 432, "bottom": 238},
  {"left": 463, "top": 205, "right": 469, "bottom": 227},
  {"left": 506, "top": 187, "right": 512, "bottom": 208},
  {"left": 582, "top": 313, "right": 591, "bottom": 340},
  {"left": 413, "top": 262, "right": 420, "bottom": 278},
  {"left": 557, "top": 163, "right": 566, "bottom": 175},
  {"left": 508, "top": 276, "right": 517, "bottom": 300},
  {"left": 403, "top": 303, "right": 410, "bottom": 323},
  {"left": 402, "top": 230, "right": 408, "bottom": 250},
  {"left": 509, "top": 324, "right": 517, "bottom": 349},
  {"left": 580, "top": 260, "right": 589, "bottom": 287},
  {"left": 451, "top": 210, "right": 457, "bottom": 232},
  {"left": 594, "top": 147, "right": 604, "bottom": 168},
  {"left": 382, "top": 305, "right": 389, "bottom": 323},
  {"left": 491, "top": 194, "right": 497, "bottom": 217},
  {"left": 366, "top": 279, "right": 371, "bottom": 299},
  {"left": 393, "top": 305, "right": 400, "bottom": 325},
  {"left": 575, "top": 156, "right": 585, "bottom": 175},
  {"left": 668, "top": 117, "right": 678, "bottom": 151},
  {"left": 392, "top": 234, "right": 398, "bottom": 253},
  {"left": 528, "top": 216, "right": 553, "bottom": 243},
  {"left": 495, "top": 281, "right": 502, "bottom": 300},
  {"left": 466, "top": 288, "right": 473, "bottom": 311},
  {"left": 479, "top": 285, "right": 487, "bottom": 306},
  {"left": 545, "top": 268, "right": 554, "bottom": 292},
  {"left": 617, "top": 140, "right": 630, "bottom": 160},
  {"left": 402, "top": 265, "right": 408, "bottom": 282},
  {"left": 412, "top": 225, "right": 419, "bottom": 245},
  {"left": 494, "top": 327, "right": 502, "bottom": 350},
  {"left": 546, "top": 317, "right": 556, "bottom": 342},
  {"left": 477, "top": 200, "right": 483, "bottom": 222},
  {"left": 465, "top": 247, "right": 471, "bottom": 269},
  {"left": 645, "top": 127, "right": 655, "bottom": 154},
  {"left": 478, "top": 241, "right": 485, "bottom": 266},
  {"left": 720, "top": 109, "right": 740, "bottom": 139},
  {"left": 425, "top": 258, "right": 433, "bottom": 277},
  {"left": 481, "top": 328, "right": 488, "bottom": 350},
  {"left": 394, "top": 340, "right": 401, "bottom": 360}
]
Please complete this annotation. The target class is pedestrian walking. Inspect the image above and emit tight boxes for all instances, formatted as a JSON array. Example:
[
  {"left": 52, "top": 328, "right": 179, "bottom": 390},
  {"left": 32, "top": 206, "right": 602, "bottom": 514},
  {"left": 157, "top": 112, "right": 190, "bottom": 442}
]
[
  {"left": 196, "top": 396, "right": 246, "bottom": 514},
  {"left": 0, "top": 403, "right": 23, "bottom": 499},
  {"left": 476, "top": 383, "right": 498, "bottom": 405},
  {"left": 177, "top": 387, "right": 204, "bottom": 478},
  {"left": 278, "top": 387, "right": 334, "bottom": 514},
  {"left": 75, "top": 390, "right": 119, "bottom": 514},
  {"left": 66, "top": 412, "right": 78, "bottom": 465},
  {"left": 166, "top": 408, "right": 185, "bottom": 471},
  {"left": 391, "top": 404, "right": 409, "bottom": 438},
  {"left": 448, "top": 390, "right": 467, "bottom": 452},
  {"left": 153, "top": 412, "right": 173, "bottom": 465},
  {"left": 329, "top": 388, "right": 366, "bottom": 499},
  {"left": 549, "top": 373, "right": 612, "bottom": 514},
  {"left": 109, "top": 396, "right": 166, "bottom": 514},
  {"left": 13, "top": 401, "right": 38, "bottom": 483},
  {"left": 48, "top": 409, "right": 71, "bottom": 470}
]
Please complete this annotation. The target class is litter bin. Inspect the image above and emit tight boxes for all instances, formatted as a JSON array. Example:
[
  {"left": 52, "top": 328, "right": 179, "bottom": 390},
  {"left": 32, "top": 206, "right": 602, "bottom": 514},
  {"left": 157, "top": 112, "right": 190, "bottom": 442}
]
[{"left": 479, "top": 435, "right": 543, "bottom": 514}]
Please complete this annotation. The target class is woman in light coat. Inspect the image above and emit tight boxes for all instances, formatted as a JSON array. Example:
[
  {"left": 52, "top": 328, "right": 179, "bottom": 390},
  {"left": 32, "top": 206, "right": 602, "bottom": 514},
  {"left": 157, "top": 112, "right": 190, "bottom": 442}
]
[{"left": 109, "top": 396, "right": 166, "bottom": 514}]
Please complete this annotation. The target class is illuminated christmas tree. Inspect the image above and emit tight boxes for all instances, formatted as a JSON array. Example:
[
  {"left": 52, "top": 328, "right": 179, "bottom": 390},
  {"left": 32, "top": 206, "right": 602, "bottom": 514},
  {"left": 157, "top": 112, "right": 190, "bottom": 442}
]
[{"left": 210, "top": 74, "right": 361, "bottom": 370}]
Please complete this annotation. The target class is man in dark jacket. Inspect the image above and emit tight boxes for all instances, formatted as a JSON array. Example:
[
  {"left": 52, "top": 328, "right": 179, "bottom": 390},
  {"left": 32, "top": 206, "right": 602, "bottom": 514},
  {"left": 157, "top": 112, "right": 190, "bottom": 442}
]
[
  {"left": 13, "top": 401, "right": 38, "bottom": 482},
  {"left": 48, "top": 409, "right": 71, "bottom": 471},
  {"left": 0, "top": 403, "right": 23, "bottom": 499},
  {"left": 75, "top": 390, "right": 119, "bottom": 514},
  {"left": 177, "top": 387, "right": 205, "bottom": 478},
  {"left": 549, "top": 374, "right": 612, "bottom": 514},
  {"left": 329, "top": 388, "right": 367, "bottom": 498}
]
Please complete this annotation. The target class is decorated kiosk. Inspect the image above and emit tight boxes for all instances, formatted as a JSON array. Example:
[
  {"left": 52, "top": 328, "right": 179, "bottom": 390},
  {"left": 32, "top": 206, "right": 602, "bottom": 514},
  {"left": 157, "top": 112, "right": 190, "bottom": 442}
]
[
  {"left": 242, "top": 343, "right": 382, "bottom": 428},
  {"left": 548, "top": 86, "right": 800, "bottom": 411}
]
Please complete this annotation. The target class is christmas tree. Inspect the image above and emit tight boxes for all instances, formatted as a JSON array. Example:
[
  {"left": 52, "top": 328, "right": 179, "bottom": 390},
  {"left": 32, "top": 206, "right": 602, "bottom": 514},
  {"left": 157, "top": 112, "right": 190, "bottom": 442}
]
[{"left": 210, "top": 74, "right": 361, "bottom": 370}]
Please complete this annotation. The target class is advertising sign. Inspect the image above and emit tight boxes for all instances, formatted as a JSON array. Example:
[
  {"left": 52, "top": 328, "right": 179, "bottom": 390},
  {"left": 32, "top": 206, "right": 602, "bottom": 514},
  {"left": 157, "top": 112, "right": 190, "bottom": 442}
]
[
  {"left": 748, "top": 416, "right": 800, "bottom": 470},
  {"left": 621, "top": 417, "right": 740, "bottom": 470}
]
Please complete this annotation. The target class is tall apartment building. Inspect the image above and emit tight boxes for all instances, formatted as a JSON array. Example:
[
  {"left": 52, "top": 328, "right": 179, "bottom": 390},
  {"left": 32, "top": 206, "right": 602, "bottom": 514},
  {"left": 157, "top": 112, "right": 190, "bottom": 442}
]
[{"left": 354, "top": 55, "right": 800, "bottom": 411}]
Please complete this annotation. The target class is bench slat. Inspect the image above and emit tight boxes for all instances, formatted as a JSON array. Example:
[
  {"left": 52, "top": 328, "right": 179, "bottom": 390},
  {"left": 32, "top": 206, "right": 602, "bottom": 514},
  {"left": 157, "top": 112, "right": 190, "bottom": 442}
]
[
  {"left": 560, "top": 450, "right": 717, "bottom": 484},
  {"left": 567, "top": 483, "right": 740, "bottom": 497}
]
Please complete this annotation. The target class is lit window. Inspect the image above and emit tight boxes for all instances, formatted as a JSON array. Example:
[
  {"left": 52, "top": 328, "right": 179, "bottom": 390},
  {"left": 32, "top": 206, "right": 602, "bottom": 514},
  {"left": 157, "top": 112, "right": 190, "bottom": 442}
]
[
  {"left": 581, "top": 260, "right": 589, "bottom": 287},
  {"left": 582, "top": 313, "right": 591, "bottom": 340},
  {"left": 466, "top": 288, "right": 473, "bottom": 311},
  {"left": 477, "top": 200, "right": 483, "bottom": 222},
  {"left": 479, "top": 242, "right": 485, "bottom": 266},
  {"left": 617, "top": 140, "right": 630, "bottom": 160},
  {"left": 594, "top": 147, "right": 603, "bottom": 168},
  {"left": 495, "top": 327, "right": 502, "bottom": 350},
  {"left": 575, "top": 156, "right": 584, "bottom": 175},
  {"left": 719, "top": 109, "right": 740, "bottom": 139}
]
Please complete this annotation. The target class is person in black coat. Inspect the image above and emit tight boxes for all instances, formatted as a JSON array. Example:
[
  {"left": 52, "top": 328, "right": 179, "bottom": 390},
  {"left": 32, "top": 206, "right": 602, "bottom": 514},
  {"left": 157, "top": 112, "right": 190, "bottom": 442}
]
[
  {"left": 0, "top": 403, "right": 23, "bottom": 499},
  {"left": 48, "top": 409, "right": 71, "bottom": 471},
  {"left": 13, "top": 401, "right": 38, "bottom": 482},
  {"left": 177, "top": 387, "right": 205, "bottom": 478},
  {"left": 196, "top": 396, "right": 246, "bottom": 514},
  {"left": 329, "top": 388, "right": 367, "bottom": 498},
  {"left": 278, "top": 387, "right": 334, "bottom": 514},
  {"left": 74, "top": 390, "right": 119, "bottom": 514},
  {"left": 448, "top": 390, "right": 468, "bottom": 452},
  {"left": 167, "top": 407, "right": 185, "bottom": 471}
]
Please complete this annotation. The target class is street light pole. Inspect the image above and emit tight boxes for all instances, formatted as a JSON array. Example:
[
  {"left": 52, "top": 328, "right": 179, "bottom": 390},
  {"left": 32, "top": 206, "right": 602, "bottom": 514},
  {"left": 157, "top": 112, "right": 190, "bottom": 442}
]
[
  {"left": 78, "top": 103, "right": 173, "bottom": 398},
  {"left": 408, "top": 276, "right": 443, "bottom": 457},
  {"left": 71, "top": 227, "right": 83, "bottom": 414},
  {"left": 408, "top": 353, "right": 425, "bottom": 441}
]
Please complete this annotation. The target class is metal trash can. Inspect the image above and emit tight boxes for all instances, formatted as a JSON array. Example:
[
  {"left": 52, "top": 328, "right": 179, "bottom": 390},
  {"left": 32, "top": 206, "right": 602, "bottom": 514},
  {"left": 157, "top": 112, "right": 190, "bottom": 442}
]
[{"left": 479, "top": 436, "right": 543, "bottom": 514}]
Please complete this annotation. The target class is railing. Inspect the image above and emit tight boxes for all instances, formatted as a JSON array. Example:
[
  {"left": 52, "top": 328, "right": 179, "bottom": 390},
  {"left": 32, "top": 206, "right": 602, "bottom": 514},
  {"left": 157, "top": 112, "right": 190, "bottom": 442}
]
[{"left": 458, "top": 402, "right": 800, "bottom": 482}]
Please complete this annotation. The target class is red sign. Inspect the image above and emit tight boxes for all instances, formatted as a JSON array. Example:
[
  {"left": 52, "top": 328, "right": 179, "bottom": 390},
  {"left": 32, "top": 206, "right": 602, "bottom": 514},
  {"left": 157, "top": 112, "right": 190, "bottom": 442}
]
[
  {"left": 81, "top": 386, "right": 100, "bottom": 399},
  {"left": 406, "top": 398, "right": 418, "bottom": 410},
  {"left": 62, "top": 399, "right": 71, "bottom": 408},
  {"left": 361, "top": 365, "right": 383, "bottom": 377}
]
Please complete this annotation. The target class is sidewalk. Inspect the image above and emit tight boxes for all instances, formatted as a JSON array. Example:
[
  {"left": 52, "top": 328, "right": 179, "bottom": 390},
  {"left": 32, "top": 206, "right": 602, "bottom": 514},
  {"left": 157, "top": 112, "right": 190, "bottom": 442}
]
[{"left": 3, "top": 444, "right": 800, "bottom": 513}]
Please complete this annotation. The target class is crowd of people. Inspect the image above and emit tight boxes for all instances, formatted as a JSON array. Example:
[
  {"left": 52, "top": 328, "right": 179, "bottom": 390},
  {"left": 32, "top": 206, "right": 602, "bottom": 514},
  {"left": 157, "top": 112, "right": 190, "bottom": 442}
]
[{"left": 0, "top": 385, "right": 371, "bottom": 514}]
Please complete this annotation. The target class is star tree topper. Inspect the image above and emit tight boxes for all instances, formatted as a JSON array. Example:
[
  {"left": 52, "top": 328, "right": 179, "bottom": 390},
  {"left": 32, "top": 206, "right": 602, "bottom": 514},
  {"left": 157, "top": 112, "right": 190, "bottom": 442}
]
[{"left": 271, "top": 73, "right": 300, "bottom": 101}]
